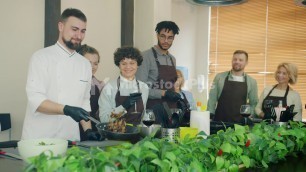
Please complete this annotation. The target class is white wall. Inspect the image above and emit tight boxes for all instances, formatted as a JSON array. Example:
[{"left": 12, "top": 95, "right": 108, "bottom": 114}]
[
  {"left": 135, "top": 0, "right": 210, "bottom": 105},
  {"left": 0, "top": 0, "right": 44, "bottom": 141},
  {"left": 0, "top": 0, "right": 121, "bottom": 140},
  {"left": 62, "top": 0, "right": 121, "bottom": 82},
  {"left": 171, "top": 0, "right": 210, "bottom": 104}
]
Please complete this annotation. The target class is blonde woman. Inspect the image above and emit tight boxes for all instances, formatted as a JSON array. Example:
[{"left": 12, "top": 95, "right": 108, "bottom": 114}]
[
  {"left": 174, "top": 69, "right": 196, "bottom": 110},
  {"left": 255, "top": 63, "right": 302, "bottom": 121}
]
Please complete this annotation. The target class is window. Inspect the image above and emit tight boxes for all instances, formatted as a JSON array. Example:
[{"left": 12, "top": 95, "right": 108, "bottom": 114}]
[{"left": 209, "top": 0, "right": 306, "bottom": 118}]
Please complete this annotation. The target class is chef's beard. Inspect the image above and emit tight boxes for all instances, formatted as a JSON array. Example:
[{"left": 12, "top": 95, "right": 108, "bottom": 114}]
[
  {"left": 63, "top": 38, "right": 81, "bottom": 50},
  {"left": 158, "top": 40, "right": 172, "bottom": 51}
]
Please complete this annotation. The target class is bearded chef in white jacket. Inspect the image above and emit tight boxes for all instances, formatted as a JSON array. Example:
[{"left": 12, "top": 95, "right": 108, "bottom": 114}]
[{"left": 22, "top": 8, "right": 97, "bottom": 141}]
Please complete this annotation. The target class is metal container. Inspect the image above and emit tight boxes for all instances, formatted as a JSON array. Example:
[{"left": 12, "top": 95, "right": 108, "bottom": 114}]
[
  {"left": 161, "top": 128, "right": 180, "bottom": 143},
  {"left": 138, "top": 124, "right": 161, "bottom": 138},
  {"left": 273, "top": 121, "right": 288, "bottom": 127}
]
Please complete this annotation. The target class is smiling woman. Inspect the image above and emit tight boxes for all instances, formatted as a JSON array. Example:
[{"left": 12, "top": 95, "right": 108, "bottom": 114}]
[
  {"left": 98, "top": 47, "right": 149, "bottom": 126},
  {"left": 255, "top": 63, "right": 302, "bottom": 122}
]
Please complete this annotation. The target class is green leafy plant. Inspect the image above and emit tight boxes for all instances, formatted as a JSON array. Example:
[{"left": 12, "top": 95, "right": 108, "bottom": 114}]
[{"left": 25, "top": 121, "right": 306, "bottom": 172}]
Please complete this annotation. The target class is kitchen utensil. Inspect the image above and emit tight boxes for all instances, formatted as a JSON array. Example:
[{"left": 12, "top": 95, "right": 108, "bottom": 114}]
[
  {"left": 270, "top": 106, "right": 277, "bottom": 121},
  {"left": 96, "top": 123, "right": 140, "bottom": 143},
  {"left": 162, "top": 102, "right": 172, "bottom": 128},
  {"left": 0, "top": 140, "right": 18, "bottom": 148},
  {"left": 0, "top": 150, "right": 23, "bottom": 160},
  {"left": 87, "top": 116, "right": 101, "bottom": 125},
  {"left": 170, "top": 112, "right": 180, "bottom": 128},
  {"left": 161, "top": 128, "right": 180, "bottom": 143},
  {"left": 130, "top": 92, "right": 142, "bottom": 114}
]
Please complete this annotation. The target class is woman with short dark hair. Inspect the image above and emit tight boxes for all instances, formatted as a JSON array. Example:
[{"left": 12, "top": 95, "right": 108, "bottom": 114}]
[{"left": 98, "top": 47, "right": 149, "bottom": 125}]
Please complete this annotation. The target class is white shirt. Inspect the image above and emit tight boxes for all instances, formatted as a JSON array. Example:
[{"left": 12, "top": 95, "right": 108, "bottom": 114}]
[
  {"left": 22, "top": 42, "right": 92, "bottom": 141},
  {"left": 98, "top": 75, "right": 149, "bottom": 123}
]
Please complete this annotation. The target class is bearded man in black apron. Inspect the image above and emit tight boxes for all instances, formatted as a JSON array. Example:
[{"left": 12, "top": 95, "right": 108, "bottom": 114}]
[
  {"left": 207, "top": 50, "right": 258, "bottom": 124},
  {"left": 136, "top": 21, "right": 182, "bottom": 125}
]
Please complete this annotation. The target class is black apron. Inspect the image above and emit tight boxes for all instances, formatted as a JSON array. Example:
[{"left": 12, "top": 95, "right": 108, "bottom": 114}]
[
  {"left": 262, "top": 84, "right": 289, "bottom": 120},
  {"left": 79, "top": 83, "right": 101, "bottom": 141},
  {"left": 115, "top": 77, "right": 144, "bottom": 126},
  {"left": 147, "top": 47, "right": 178, "bottom": 109},
  {"left": 214, "top": 72, "right": 247, "bottom": 123}
]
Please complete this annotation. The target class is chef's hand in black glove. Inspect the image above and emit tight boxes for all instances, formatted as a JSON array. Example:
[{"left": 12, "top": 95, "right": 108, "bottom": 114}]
[
  {"left": 177, "top": 99, "right": 188, "bottom": 112},
  {"left": 63, "top": 105, "right": 89, "bottom": 122},
  {"left": 122, "top": 95, "right": 142, "bottom": 109},
  {"left": 164, "top": 90, "right": 181, "bottom": 101},
  {"left": 85, "top": 129, "right": 103, "bottom": 141}
]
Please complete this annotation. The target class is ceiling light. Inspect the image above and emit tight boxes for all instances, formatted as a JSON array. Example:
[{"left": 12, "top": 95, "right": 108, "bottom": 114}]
[
  {"left": 186, "top": 0, "right": 248, "bottom": 6},
  {"left": 295, "top": 0, "right": 306, "bottom": 7}
]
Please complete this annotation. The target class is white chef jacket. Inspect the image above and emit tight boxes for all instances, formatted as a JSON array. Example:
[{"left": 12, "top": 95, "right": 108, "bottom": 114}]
[
  {"left": 98, "top": 75, "right": 149, "bottom": 123},
  {"left": 22, "top": 42, "right": 92, "bottom": 141}
]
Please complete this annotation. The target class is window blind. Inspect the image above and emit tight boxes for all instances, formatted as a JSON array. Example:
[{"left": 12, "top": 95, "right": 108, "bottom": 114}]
[{"left": 209, "top": 0, "right": 306, "bottom": 118}]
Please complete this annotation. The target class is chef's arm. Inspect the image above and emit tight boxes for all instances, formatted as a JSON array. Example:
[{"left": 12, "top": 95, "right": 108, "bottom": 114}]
[
  {"left": 207, "top": 75, "right": 220, "bottom": 114},
  {"left": 37, "top": 100, "right": 64, "bottom": 114},
  {"left": 255, "top": 90, "right": 265, "bottom": 118},
  {"left": 37, "top": 100, "right": 89, "bottom": 122}
]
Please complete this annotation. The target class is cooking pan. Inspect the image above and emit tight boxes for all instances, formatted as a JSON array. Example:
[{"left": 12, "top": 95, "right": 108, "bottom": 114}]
[{"left": 87, "top": 116, "right": 140, "bottom": 143}]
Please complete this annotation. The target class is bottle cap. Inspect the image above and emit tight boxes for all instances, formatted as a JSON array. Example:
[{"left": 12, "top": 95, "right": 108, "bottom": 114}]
[{"left": 197, "top": 101, "right": 202, "bottom": 107}]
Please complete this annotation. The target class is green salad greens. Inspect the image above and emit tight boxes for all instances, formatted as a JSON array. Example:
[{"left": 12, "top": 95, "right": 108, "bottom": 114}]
[
  {"left": 25, "top": 121, "right": 306, "bottom": 172},
  {"left": 38, "top": 142, "right": 55, "bottom": 146}
]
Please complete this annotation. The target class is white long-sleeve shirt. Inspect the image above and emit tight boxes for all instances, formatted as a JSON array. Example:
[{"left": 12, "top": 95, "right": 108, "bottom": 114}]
[
  {"left": 22, "top": 42, "right": 92, "bottom": 141},
  {"left": 98, "top": 75, "right": 149, "bottom": 123}
]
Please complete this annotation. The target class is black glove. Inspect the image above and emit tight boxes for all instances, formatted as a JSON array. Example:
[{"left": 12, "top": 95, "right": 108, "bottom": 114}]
[
  {"left": 85, "top": 129, "right": 103, "bottom": 141},
  {"left": 210, "top": 113, "right": 215, "bottom": 120},
  {"left": 63, "top": 105, "right": 89, "bottom": 122},
  {"left": 264, "top": 107, "right": 277, "bottom": 121},
  {"left": 164, "top": 90, "right": 181, "bottom": 101},
  {"left": 122, "top": 95, "right": 142, "bottom": 109},
  {"left": 280, "top": 111, "right": 296, "bottom": 122},
  {"left": 177, "top": 99, "right": 189, "bottom": 113}
]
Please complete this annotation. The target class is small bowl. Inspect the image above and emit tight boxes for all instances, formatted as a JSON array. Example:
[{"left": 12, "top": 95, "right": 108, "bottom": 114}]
[
  {"left": 138, "top": 124, "right": 161, "bottom": 138},
  {"left": 18, "top": 138, "right": 68, "bottom": 162}
]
